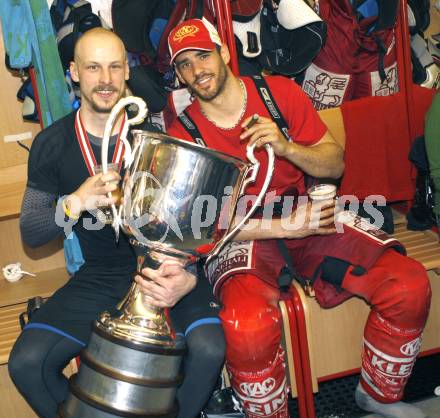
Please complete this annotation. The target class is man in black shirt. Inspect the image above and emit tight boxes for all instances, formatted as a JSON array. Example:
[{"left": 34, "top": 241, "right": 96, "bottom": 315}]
[{"left": 8, "top": 28, "right": 225, "bottom": 418}]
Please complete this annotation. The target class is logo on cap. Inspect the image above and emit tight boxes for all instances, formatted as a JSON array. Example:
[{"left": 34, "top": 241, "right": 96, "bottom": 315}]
[{"left": 173, "top": 25, "right": 200, "bottom": 43}]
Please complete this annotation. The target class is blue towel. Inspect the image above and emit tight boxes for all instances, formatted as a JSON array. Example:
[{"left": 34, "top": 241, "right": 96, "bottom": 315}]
[
  {"left": 64, "top": 231, "right": 85, "bottom": 275},
  {"left": 0, "top": 0, "right": 72, "bottom": 126},
  {"left": 0, "top": 1, "right": 32, "bottom": 68}
]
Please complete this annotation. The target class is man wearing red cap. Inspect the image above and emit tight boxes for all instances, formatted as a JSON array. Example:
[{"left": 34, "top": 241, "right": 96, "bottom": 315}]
[{"left": 166, "top": 18, "right": 431, "bottom": 418}]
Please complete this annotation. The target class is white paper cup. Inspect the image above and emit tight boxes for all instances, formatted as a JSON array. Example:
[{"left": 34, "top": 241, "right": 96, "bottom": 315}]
[
  {"left": 307, "top": 183, "right": 337, "bottom": 201},
  {"left": 307, "top": 184, "right": 337, "bottom": 229}
]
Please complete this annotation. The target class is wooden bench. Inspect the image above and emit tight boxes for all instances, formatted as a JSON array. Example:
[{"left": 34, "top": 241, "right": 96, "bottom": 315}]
[
  {"left": 0, "top": 268, "right": 69, "bottom": 364},
  {"left": 0, "top": 167, "right": 70, "bottom": 417},
  {"left": 0, "top": 218, "right": 69, "bottom": 366},
  {"left": 0, "top": 164, "right": 27, "bottom": 219},
  {"left": 0, "top": 159, "right": 69, "bottom": 366},
  {"left": 0, "top": 267, "right": 71, "bottom": 418}
]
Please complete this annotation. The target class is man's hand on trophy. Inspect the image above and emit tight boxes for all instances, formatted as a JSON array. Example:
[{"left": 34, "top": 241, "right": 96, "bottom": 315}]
[
  {"left": 135, "top": 258, "right": 197, "bottom": 308},
  {"left": 64, "top": 170, "right": 121, "bottom": 218}
]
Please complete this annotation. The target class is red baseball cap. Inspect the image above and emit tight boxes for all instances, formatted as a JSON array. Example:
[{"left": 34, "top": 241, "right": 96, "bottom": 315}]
[{"left": 168, "top": 18, "right": 222, "bottom": 64}]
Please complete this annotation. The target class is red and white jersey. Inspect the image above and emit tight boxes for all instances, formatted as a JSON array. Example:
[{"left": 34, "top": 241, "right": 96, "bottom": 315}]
[{"left": 167, "top": 75, "right": 327, "bottom": 197}]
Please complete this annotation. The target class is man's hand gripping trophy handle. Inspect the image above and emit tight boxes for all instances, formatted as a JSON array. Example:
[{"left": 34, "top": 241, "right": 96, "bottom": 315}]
[{"left": 101, "top": 96, "right": 148, "bottom": 239}]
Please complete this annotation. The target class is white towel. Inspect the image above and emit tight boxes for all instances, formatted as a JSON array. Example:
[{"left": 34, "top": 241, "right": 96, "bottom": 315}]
[{"left": 277, "top": 0, "right": 321, "bottom": 30}]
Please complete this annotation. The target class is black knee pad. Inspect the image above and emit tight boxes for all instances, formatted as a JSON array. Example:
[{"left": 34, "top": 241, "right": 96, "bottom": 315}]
[{"left": 320, "top": 256, "right": 366, "bottom": 289}]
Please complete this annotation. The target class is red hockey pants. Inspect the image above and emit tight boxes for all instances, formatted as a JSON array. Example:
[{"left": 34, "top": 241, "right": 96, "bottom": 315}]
[{"left": 219, "top": 249, "right": 431, "bottom": 417}]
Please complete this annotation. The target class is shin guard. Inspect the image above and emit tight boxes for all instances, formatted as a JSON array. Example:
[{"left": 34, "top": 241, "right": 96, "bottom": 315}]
[
  {"left": 228, "top": 346, "right": 289, "bottom": 418},
  {"left": 361, "top": 311, "right": 424, "bottom": 402}
]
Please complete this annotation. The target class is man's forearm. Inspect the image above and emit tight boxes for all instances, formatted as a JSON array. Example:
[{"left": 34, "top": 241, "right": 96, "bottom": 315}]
[
  {"left": 284, "top": 141, "right": 344, "bottom": 179},
  {"left": 20, "top": 187, "right": 65, "bottom": 248},
  {"left": 231, "top": 197, "right": 338, "bottom": 242},
  {"left": 232, "top": 218, "right": 291, "bottom": 241}
]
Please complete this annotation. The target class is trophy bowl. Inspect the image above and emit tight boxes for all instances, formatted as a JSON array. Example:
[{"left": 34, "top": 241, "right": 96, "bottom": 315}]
[{"left": 120, "top": 130, "right": 253, "bottom": 260}]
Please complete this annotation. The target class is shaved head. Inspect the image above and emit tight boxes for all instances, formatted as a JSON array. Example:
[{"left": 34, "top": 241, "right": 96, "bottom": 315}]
[
  {"left": 74, "top": 28, "right": 126, "bottom": 63},
  {"left": 70, "top": 28, "right": 129, "bottom": 115}
]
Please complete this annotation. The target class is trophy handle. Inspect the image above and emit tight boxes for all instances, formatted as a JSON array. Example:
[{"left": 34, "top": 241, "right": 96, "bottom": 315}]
[
  {"left": 206, "top": 143, "right": 275, "bottom": 263},
  {"left": 101, "top": 96, "right": 148, "bottom": 237}
]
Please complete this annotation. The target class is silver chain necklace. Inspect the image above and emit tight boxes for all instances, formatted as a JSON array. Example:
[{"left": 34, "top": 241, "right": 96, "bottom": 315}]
[{"left": 200, "top": 79, "right": 247, "bottom": 130}]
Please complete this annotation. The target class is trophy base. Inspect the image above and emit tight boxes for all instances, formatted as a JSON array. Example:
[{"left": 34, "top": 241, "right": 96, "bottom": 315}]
[{"left": 62, "top": 321, "right": 185, "bottom": 418}]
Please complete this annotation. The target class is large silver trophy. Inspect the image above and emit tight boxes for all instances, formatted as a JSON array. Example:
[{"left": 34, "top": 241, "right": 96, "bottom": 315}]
[{"left": 61, "top": 97, "right": 274, "bottom": 418}]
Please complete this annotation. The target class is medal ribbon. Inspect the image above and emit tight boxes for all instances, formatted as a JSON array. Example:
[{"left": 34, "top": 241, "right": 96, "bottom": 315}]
[{"left": 75, "top": 109, "right": 126, "bottom": 175}]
